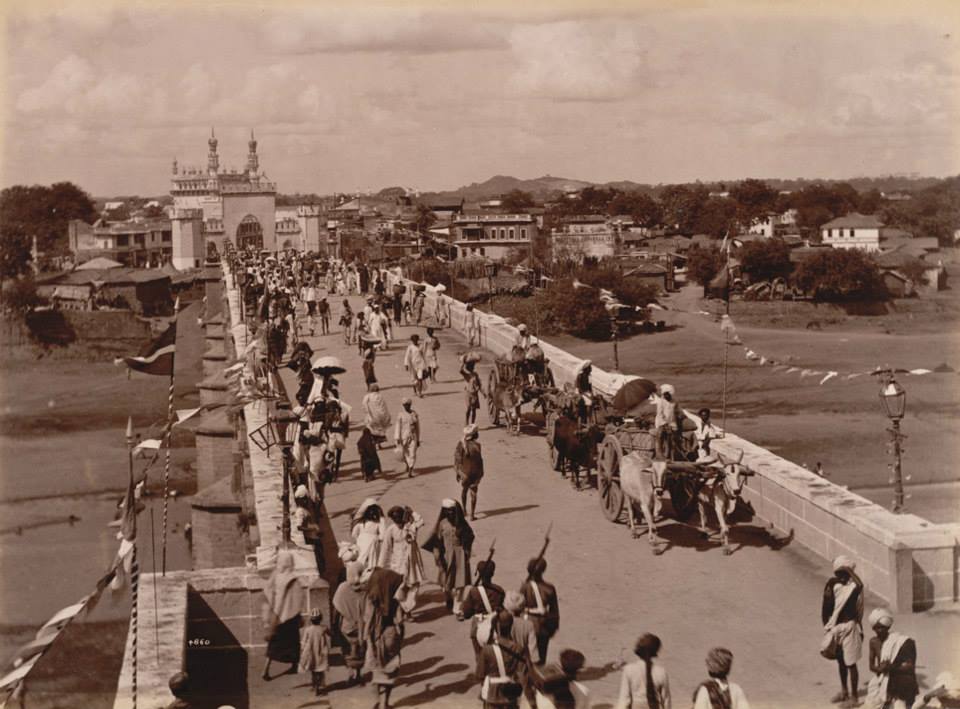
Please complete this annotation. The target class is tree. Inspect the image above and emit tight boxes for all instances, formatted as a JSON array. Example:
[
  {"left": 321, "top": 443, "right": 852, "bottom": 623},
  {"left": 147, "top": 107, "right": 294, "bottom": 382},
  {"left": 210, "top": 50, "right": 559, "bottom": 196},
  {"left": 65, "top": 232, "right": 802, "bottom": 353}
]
[
  {"left": 607, "top": 191, "right": 663, "bottom": 227},
  {"left": 693, "top": 198, "right": 738, "bottom": 238},
  {"left": 738, "top": 238, "right": 793, "bottom": 282},
  {"left": 413, "top": 203, "right": 436, "bottom": 235},
  {"left": 729, "top": 179, "right": 778, "bottom": 226},
  {"left": 794, "top": 249, "right": 887, "bottom": 301},
  {"left": 686, "top": 245, "right": 725, "bottom": 294},
  {"left": 659, "top": 184, "right": 709, "bottom": 233},
  {"left": 0, "top": 182, "right": 97, "bottom": 278},
  {"left": 500, "top": 189, "right": 536, "bottom": 211}
]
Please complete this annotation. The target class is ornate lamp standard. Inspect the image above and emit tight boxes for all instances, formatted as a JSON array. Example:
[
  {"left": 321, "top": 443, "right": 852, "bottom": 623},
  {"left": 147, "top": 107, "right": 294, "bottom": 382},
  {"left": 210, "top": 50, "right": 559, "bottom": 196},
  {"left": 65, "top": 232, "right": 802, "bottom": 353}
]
[
  {"left": 878, "top": 372, "right": 907, "bottom": 513},
  {"left": 269, "top": 408, "right": 301, "bottom": 546},
  {"left": 484, "top": 262, "right": 497, "bottom": 310}
]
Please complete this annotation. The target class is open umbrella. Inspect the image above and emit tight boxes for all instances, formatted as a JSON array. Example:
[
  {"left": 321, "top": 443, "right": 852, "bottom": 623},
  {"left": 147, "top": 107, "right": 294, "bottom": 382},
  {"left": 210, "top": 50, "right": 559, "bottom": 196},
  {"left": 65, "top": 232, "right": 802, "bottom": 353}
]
[
  {"left": 611, "top": 378, "right": 658, "bottom": 414},
  {"left": 311, "top": 355, "right": 346, "bottom": 375}
]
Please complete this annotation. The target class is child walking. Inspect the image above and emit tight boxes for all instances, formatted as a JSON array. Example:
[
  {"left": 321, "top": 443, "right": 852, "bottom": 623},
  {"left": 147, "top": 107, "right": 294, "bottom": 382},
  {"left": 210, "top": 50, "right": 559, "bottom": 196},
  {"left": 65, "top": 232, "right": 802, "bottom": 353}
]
[{"left": 299, "top": 609, "right": 330, "bottom": 696}]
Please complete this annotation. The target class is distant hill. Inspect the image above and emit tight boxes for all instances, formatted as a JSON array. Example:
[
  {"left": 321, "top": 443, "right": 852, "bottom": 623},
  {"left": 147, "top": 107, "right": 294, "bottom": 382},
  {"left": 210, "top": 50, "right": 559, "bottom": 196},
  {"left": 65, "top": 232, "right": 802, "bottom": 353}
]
[
  {"left": 417, "top": 174, "right": 954, "bottom": 203},
  {"left": 424, "top": 174, "right": 595, "bottom": 201}
]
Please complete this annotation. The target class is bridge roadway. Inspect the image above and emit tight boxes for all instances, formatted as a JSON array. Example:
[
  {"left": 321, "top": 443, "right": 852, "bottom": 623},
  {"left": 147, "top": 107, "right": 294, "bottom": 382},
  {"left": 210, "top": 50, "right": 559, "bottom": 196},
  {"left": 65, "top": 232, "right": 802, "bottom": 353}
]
[{"left": 251, "top": 293, "right": 956, "bottom": 709}]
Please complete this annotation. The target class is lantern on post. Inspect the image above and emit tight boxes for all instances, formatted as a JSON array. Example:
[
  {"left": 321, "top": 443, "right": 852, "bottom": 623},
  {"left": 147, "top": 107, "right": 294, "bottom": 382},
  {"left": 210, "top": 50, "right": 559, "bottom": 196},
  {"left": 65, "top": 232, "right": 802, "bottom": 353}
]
[{"left": 877, "top": 370, "right": 908, "bottom": 513}]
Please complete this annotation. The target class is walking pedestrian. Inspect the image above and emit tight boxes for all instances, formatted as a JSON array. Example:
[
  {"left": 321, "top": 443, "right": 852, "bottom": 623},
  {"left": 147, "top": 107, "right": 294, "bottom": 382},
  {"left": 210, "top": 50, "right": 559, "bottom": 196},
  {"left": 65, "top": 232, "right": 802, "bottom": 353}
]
[
  {"left": 364, "top": 567, "right": 405, "bottom": 709},
  {"left": 394, "top": 397, "right": 420, "bottom": 477},
  {"left": 261, "top": 551, "right": 305, "bottom": 681},
  {"left": 462, "top": 560, "right": 506, "bottom": 677},
  {"left": 301, "top": 280, "right": 318, "bottom": 336},
  {"left": 352, "top": 498, "right": 386, "bottom": 571},
  {"left": 521, "top": 558, "right": 560, "bottom": 666},
  {"left": 340, "top": 299, "right": 354, "bottom": 344},
  {"left": 465, "top": 304, "right": 479, "bottom": 346},
  {"left": 362, "top": 383, "right": 392, "bottom": 444},
  {"left": 333, "top": 561, "right": 368, "bottom": 685},
  {"left": 424, "top": 327, "right": 441, "bottom": 382},
  {"left": 299, "top": 610, "right": 329, "bottom": 696},
  {"left": 461, "top": 358, "right": 483, "bottom": 426},
  {"left": 615, "top": 633, "right": 670, "bottom": 709},
  {"left": 479, "top": 611, "right": 526, "bottom": 709},
  {"left": 455, "top": 424, "right": 484, "bottom": 520},
  {"left": 404, "top": 334, "right": 428, "bottom": 397},
  {"left": 822, "top": 555, "right": 864, "bottom": 706},
  {"left": 357, "top": 427, "right": 383, "bottom": 482},
  {"left": 378, "top": 506, "right": 425, "bottom": 616},
  {"left": 362, "top": 339, "right": 378, "bottom": 390},
  {"left": 317, "top": 296, "right": 330, "bottom": 335},
  {"left": 865, "top": 608, "right": 918, "bottom": 709},
  {"left": 422, "top": 499, "right": 474, "bottom": 614},
  {"left": 693, "top": 648, "right": 749, "bottom": 709}
]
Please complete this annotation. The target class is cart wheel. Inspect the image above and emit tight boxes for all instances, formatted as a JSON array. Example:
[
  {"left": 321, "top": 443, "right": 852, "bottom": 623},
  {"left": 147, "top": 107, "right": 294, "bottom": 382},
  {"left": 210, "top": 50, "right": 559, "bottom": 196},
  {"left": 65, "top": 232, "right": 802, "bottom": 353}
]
[
  {"left": 667, "top": 474, "right": 700, "bottom": 521},
  {"left": 487, "top": 369, "right": 500, "bottom": 425},
  {"left": 598, "top": 437, "right": 624, "bottom": 522}
]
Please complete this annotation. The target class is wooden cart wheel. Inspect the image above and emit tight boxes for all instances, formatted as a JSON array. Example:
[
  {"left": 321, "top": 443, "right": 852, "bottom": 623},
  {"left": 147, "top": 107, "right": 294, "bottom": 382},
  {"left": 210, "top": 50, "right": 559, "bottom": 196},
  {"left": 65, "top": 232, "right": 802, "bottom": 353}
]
[
  {"left": 546, "top": 413, "right": 559, "bottom": 469},
  {"left": 667, "top": 473, "right": 700, "bottom": 521},
  {"left": 598, "top": 437, "right": 624, "bottom": 522},
  {"left": 487, "top": 369, "right": 500, "bottom": 425}
]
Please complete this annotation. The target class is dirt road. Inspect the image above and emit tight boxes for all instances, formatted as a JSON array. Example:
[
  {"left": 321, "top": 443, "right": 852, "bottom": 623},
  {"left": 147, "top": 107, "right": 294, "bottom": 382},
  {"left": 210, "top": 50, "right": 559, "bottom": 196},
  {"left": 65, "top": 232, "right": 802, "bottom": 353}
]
[{"left": 248, "top": 293, "right": 959, "bottom": 709}]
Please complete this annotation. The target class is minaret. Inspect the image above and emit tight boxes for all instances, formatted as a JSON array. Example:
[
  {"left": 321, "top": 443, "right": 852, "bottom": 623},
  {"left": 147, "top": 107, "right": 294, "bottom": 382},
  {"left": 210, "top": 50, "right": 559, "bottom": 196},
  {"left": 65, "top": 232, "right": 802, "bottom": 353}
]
[
  {"left": 246, "top": 129, "right": 259, "bottom": 176},
  {"left": 207, "top": 128, "right": 219, "bottom": 174},
  {"left": 172, "top": 156, "right": 178, "bottom": 175}
]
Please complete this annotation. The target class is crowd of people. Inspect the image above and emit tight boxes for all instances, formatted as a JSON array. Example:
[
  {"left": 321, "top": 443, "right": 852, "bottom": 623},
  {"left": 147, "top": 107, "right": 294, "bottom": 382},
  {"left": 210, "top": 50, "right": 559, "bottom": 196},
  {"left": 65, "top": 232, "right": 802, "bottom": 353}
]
[{"left": 222, "top": 249, "right": 946, "bottom": 709}]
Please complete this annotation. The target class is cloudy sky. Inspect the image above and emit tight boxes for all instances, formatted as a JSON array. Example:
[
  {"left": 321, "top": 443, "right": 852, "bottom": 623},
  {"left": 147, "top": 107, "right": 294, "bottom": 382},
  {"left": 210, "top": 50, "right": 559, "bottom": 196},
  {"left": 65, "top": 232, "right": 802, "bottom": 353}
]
[{"left": 2, "top": 0, "right": 958, "bottom": 196}]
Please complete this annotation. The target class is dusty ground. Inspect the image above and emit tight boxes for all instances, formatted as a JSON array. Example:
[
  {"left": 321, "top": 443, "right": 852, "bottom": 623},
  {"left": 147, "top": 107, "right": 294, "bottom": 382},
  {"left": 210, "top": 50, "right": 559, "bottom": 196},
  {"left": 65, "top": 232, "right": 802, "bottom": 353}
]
[
  {"left": 550, "top": 284, "right": 960, "bottom": 524},
  {"left": 238, "top": 294, "right": 960, "bottom": 709}
]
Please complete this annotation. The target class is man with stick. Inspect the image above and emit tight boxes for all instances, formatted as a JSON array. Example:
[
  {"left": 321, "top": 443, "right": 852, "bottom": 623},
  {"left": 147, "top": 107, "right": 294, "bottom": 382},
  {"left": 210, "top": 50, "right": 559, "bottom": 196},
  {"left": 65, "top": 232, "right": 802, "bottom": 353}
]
[{"left": 520, "top": 527, "right": 559, "bottom": 666}]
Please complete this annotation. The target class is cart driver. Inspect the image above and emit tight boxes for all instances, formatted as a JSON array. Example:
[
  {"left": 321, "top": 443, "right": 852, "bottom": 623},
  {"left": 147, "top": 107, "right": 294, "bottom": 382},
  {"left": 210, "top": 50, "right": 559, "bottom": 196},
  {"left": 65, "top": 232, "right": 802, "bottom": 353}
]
[
  {"left": 574, "top": 360, "right": 594, "bottom": 425},
  {"left": 515, "top": 324, "right": 532, "bottom": 353}
]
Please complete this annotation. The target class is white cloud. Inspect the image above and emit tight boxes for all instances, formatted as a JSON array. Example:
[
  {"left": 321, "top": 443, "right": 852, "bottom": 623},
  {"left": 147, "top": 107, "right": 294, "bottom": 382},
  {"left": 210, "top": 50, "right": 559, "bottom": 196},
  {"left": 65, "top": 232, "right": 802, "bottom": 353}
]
[
  {"left": 508, "top": 21, "right": 648, "bottom": 101},
  {"left": 261, "top": 8, "right": 506, "bottom": 54},
  {"left": 16, "top": 55, "right": 95, "bottom": 112}
]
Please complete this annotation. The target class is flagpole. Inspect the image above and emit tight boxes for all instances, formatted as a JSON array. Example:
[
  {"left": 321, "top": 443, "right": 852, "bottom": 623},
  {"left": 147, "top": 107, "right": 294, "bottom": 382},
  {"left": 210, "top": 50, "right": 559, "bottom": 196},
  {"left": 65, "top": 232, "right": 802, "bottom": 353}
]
[
  {"left": 721, "top": 229, "right": 732, "bottom": 439},
  {"left": 150, "top": 508, "right": 160, "bottom": 666},
  {"left": 125, "top": 419, "right": 139, "bottom": 709},
  {"left": 161, "top": 300, "right": 179, "bottom": 575}
]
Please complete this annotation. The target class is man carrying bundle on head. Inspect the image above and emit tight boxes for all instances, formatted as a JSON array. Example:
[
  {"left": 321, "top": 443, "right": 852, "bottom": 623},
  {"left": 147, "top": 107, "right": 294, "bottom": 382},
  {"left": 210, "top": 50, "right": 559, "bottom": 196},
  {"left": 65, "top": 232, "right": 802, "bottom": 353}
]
[
  {"left": 422, "top": 499, "right": 474, "bottom": 615},
  {"left": 822, "top": 555, "right": 864, "bottom": 707},
  {"left": 521, "top": 556, "right": 559, "bottom": 667},
  {"left": 461, "top": 559, "right": 505, "bottom": 678}
]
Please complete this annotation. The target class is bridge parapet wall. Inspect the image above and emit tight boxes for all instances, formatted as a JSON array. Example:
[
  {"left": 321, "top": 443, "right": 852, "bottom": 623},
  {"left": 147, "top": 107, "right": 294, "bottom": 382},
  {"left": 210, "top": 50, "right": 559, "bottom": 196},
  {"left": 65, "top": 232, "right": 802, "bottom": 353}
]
[{"left": 386, "top": 269, "right": 959, "bottom": 612}]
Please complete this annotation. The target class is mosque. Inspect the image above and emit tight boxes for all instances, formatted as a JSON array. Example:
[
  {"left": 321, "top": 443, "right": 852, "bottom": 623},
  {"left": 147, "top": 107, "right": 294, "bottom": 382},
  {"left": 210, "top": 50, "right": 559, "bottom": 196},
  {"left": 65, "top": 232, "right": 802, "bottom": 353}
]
[{"left": 170, "top": 130, "right": 325, "bottom": 268}]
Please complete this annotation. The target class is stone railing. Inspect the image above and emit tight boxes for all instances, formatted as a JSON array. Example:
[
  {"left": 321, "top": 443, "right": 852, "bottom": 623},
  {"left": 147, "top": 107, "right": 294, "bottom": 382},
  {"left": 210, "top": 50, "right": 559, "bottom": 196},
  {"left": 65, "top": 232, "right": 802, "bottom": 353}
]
[{"left": 386, "top": 269, "right": 959, "bottom": 611}]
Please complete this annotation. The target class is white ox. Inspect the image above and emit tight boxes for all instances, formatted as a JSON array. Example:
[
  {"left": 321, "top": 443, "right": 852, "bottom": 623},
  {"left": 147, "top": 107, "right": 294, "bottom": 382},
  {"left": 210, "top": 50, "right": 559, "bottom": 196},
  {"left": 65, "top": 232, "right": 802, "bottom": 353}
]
[{"left": 619, "top": 450, "right": 751, "bottom": 555}]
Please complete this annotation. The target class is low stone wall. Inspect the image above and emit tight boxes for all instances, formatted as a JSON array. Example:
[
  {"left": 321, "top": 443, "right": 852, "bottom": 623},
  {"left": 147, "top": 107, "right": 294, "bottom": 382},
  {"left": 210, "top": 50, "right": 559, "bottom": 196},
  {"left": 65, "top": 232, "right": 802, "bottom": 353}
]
[{"left": 386, "top": 269, "right": 960, "bottom": 611}]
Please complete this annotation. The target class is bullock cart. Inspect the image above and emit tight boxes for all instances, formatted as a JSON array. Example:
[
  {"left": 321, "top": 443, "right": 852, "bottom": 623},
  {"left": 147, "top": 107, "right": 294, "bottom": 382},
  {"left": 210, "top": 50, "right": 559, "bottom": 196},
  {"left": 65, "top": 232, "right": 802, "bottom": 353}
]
[
  {"left": 596, "top": 424, "right": 702, "bottom": 522},
  {"left": 486, "top": 346, "right": 555, "bottom": 432}
]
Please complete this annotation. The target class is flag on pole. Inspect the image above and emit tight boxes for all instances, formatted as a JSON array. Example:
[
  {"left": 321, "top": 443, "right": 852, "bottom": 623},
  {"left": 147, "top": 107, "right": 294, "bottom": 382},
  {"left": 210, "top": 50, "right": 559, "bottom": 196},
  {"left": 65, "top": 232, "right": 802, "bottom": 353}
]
[{"left": 114, "top": 322, "right": 177, "bottom": 376}]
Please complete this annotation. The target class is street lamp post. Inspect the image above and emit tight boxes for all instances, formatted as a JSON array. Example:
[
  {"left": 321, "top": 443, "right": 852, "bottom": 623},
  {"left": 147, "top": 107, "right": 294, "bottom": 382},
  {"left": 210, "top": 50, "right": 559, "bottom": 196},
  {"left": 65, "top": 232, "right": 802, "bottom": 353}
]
[
  {"left": 269, "top": 407, "right": 301, "bottom": 546},
  {"left": 610, "top": 316, "right": 620, "bottom": 372},
  {"left": 878, "top": 372, "right": 907, "bottom": 513}
]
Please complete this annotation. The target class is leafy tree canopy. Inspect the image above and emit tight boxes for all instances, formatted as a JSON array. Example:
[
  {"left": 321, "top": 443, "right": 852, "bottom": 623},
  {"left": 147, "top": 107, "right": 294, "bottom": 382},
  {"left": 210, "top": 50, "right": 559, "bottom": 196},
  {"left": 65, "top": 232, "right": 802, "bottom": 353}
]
[
  {"left": 0, "top": 182, "right": 97, "bottom": 278},
  {"left": 794, "top": 248, "right": 887, "bottom": 302},
  {"left": 738, "top": 238, "right": 793, "bottom": 282}
]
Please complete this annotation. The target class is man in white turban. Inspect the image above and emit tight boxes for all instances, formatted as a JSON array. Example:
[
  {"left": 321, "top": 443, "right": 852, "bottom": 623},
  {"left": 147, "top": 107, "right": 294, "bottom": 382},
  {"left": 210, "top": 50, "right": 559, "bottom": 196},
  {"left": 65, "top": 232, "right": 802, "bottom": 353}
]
[
  {"left": 866, "top": 608, "right": 918, "bottom": 709},
  {"left": 822, "top": 555, "right": 864, "bottom": 706}
]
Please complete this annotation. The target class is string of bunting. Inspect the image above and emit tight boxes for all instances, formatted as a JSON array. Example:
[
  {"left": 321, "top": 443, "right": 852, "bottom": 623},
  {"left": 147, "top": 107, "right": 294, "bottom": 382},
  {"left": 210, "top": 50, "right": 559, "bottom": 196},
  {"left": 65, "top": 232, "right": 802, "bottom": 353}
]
[{"left": 717, "top": 314, "right": 951, "bottom": 385}]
